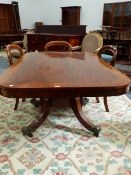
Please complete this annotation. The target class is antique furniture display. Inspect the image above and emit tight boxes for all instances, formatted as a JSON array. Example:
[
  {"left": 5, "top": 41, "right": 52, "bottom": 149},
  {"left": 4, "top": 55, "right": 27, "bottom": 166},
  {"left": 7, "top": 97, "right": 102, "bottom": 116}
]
[
  {"left": 6, "top": 44, "right": 25, "bottom": 110},
  {"left": 27, "top": 25, "right": 86, "bottom": 51},
  {"left": 97, "top": 45, "right": 117, "bottom": 112},
  {"left": 0, "top": 52, "right": 130, "bottom": 137},
  {"left": 61, "top": 6, "right": 81, "bottom": 25},
  {"left": 103, "top": 1, "right": 131, "bottom": 29},
  {"left": 103, "top": 32, "right": 131, "bottom": 61},
  {"left": 44, "top": 40, "right": 72, "bottom": 51},
  {"left": 0, "top": 2, "right": 21, "bottom": 34},
  {"left": 0, "top": 2, "right": 22, "bottom": 48},
  {"left": 102, "top": 1, "right": 131, "bottom": 61},
  {"left": 0, "top": 1, "right": 23, "bottom": 49}
]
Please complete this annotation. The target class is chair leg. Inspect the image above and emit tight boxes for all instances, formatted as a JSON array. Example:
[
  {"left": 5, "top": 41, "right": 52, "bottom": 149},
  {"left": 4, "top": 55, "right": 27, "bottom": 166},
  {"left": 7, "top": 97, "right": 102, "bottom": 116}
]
[
  {"left": 104, "top": 97, "right": 109, "bottom": 112},
  {"left": 22, "top": 98, "right": 25, "bottom": 102},
  {"left": 96, "top": 97, "right": 100, "bottom": 103},
  {"left": 80, "top": 97, "right": 89, "bottom": 106},
  {"left": 14, "top": 98, "right": 19, "bottom": 110}
]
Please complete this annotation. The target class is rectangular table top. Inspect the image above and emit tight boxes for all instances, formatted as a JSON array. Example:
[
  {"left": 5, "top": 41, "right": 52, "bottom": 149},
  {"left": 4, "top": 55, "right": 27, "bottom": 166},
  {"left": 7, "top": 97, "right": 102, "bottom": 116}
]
[{"left": 0, "top": 51, "right": 130, "bottom": 98}]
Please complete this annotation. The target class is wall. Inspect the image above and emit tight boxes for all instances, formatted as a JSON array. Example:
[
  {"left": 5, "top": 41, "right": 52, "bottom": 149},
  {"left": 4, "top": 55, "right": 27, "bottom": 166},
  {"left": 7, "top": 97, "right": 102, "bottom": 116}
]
[
  {"left": 61, "top": 0, "right": 130, "bottom": 31},
  {"left": 18, "top": 0, "right": 62, "bottom": 29},
  {"left": 0, "top": 0, "right": 129, "bottom": 31}
]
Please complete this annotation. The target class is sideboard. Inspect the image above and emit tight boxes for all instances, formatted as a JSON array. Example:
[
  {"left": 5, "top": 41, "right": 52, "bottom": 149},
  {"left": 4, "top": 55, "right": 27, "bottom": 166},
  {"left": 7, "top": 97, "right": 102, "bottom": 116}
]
[{"left": 27, "top": 25, "right": 86, "bottom": 51}]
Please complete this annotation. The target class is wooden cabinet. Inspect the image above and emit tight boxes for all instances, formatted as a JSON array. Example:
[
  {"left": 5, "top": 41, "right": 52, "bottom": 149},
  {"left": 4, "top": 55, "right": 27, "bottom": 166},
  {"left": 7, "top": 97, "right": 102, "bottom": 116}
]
[
  {"left": 27, "top": 33, "right": 84, "bottom": 51},
  {"left": 30, "top": 25, "right": 86, "bottom": 51},
  {"left": 0, "top": 4, "right": 13, "bottom": 34},
  {"left": 103, "top": 1, "right": 131, "bottom": 29},
  {"left": 61, "top": 6, "right": 81, "bottom": 25},
  {"left": 0, "top": 2, "right": 21, "bottom": 34}
]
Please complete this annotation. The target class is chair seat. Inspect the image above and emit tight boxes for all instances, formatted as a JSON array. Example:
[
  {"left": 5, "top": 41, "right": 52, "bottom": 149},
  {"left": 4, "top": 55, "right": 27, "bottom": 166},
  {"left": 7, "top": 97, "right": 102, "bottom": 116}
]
[
  {"left": 10, "top": 49, "right": 26, "bottom": 58},
  {"left": 71, "top": 45, "right": 81, "bottom": 51},
  {"left": 101, "top": 54, "right": 113, "bottom": 63}
]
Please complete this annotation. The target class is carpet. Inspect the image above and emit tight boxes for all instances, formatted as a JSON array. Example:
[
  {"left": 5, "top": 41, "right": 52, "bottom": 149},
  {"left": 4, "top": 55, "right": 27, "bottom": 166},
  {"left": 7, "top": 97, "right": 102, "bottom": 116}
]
[
  {"left": 0, "top": 95, "right": 131, "bottom": 175},
  {"left": 0, "top": 56, "right": 9, "bottom": 74},
  {"left": 115, "top": 63, "right": 131, "bottom": 78}
]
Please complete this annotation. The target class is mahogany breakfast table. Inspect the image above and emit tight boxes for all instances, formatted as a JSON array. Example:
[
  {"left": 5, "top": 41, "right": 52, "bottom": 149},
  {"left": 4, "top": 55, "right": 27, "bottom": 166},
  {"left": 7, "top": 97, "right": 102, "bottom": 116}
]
[{"left": 0, "top": 52, "right": 130, "bottom": 137}]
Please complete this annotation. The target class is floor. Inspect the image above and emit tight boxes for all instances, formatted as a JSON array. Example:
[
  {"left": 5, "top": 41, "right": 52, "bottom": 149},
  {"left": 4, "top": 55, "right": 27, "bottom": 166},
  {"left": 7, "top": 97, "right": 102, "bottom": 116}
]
[
  {"left": 0, "top": 51, "right": 131, "bottom": 99},
  {"left": 115, "top": 61, "right": 131, "bottom": 99},
  {"left": 0, "top": 94, "right": 131, "bottom": 174}
]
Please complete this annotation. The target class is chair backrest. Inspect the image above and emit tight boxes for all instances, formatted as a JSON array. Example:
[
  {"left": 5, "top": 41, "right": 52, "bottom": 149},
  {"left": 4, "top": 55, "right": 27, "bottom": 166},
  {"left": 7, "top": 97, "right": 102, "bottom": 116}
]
[
  {"left": 6, "top": 44, "right": 24, "bottom": 65},
  {"left": 22, "top": 29, "right": 35, "bottom": 50},
  {"left": 81, "top": 32, "right": 103, "bottom": 53},
  {"left": 98, "top": 45, "right": 117, "bottom": 66},
  {"left": 44, "top": 41, "right": 72, "bottom": 51}
]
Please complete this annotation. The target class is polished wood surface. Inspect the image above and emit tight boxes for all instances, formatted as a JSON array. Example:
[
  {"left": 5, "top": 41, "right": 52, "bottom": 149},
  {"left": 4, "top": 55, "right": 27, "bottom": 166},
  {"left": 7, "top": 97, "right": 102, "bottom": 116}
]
[
  {"left": 35, "top": 25, "right": 86, "bottom": 35},
  {"left": 27, "top": 33, "right": 84, "bottom": 51},
  {"left": 0, "top": 52, "right": 130, "bottom": 137},
  {"left": 28, "top": 25, "right": 86, "bottom": 51},
  {"left": 0, "top": 52, "right": 130, "bottom": 98}
]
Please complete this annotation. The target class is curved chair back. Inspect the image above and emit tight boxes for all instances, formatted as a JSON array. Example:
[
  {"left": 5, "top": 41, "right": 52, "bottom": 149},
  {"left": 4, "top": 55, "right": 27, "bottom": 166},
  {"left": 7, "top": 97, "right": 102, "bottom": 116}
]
[
  {"left": 6, "top": 44, "right": 25, "bottom": 110},
  {"left": 6, "top": 44, "right": 24, "bottom": 65},
  {"left": 98, "top": 45, "right": 117, "bottom": 66},
  {"left": 81, "top": 32, "right": 103, "bottom": 53},
  {"left": 44, "top": 41, "right": 72, "bottom": 51}
]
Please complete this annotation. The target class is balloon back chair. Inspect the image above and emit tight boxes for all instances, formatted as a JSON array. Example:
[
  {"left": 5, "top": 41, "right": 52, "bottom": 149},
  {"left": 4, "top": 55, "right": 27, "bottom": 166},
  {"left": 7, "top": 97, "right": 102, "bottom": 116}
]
[
  {"left": 97, "top": 45, "right": 117, "bottom": 112},
  {"left": 72, "top": 31, "right": 103, "bottom": 54},
  {"left": 6, "top": 44, "right": 25, "bottom": 110},
  {"left": 44, "top": 40, "right": 72, "bottom": 51}
]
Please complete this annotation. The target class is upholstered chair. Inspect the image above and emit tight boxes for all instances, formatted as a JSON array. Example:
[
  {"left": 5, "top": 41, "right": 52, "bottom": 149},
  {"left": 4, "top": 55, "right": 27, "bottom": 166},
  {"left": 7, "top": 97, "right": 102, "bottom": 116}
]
[
  {"left": 72, "top": 31, "right": 103, "bottom": 54},
  {"left": 6, "top": 44, "right": 24, "bottom": 65}
]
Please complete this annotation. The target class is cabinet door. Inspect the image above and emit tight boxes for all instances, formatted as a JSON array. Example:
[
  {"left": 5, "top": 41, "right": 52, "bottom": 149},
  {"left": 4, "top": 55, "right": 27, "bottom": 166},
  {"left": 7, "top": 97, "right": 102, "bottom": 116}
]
[
  {"left": 113, "top": 3, "right": 122, "bottom": 27},
  {"left": 103, "top": 4, "right": 112, "bottom": 26},
  {"left": 122, "top": 1, "right": 131, "bottom": 28},
  {"left": 61, "top": 7, "right": 80, "bottom": 25},
  {"left": 0, "top": 4, "right": 13, "bottom": 33},
  {"left": 62, "top": 8, "right": 69, "bottom": 25}
]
